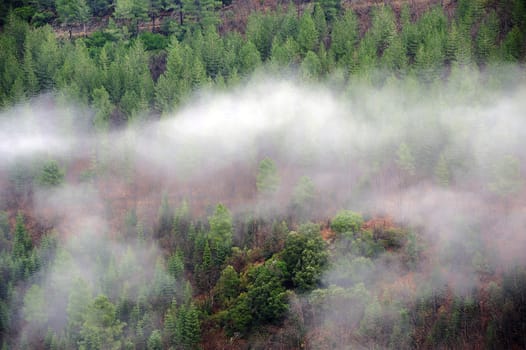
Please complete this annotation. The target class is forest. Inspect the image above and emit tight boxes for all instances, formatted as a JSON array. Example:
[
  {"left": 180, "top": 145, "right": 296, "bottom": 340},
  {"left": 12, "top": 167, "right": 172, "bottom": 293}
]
[{"left": 0, "top": 0, "right": 526, "bottom": 348}]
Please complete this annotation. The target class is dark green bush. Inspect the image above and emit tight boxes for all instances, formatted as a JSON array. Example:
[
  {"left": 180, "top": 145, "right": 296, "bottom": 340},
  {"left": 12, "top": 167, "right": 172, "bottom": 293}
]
[{"left": 139, "top": 32, "right": 169, "bottom": 51}]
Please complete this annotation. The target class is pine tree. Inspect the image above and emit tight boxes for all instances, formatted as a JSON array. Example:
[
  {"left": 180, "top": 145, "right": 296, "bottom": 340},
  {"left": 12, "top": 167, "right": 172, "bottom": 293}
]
[
  {"left": 256, "top": 157, "right": 280, "bottom": 196},
  {"left": 270, "top": 37, "right": 299, "bottom": 67},
  {"left": 238, "top": 40, "right": 261, "bottom": 75},
  {"left": 23, "top": 42, "right": 38, "bottom": 97},
  {"left": 208, "top": 204, "right": 233, "bottom": 251},
  {"left": 197, "top": 240, "right": 212, "bottom": 291},
  {"left": 55, "top": 0, "right": 91, "bottom": 34},
  {"left": 79, "top": 295, "right": 124, "bottom": 350},
  {"left": 312, "top": 3, "right": 327, "bottom": 42},
  {"left": 215, "top": 265, "right": 240, "bottom": 307},
  {"left": 291, "top": 176, "right": 317, "bottom": 221},
  {"left": 445, "top": 23, "right": 459, "bottom": 64},
  {"left": 301, "top": 51, "right": 322, "bottom": 79},
  {"left": 200, "top": 26, "right": 224, "bottom": 78},
  {"left": 92, "top": 87, "right": 113, "bottom": 132},
  {"left": 330, "top": 9, "right": 358, "bottom": 63},
  {"left": 114, "top": 0, "right": 148, "bottom": 35},
  {"left": 370, "top": 4, "right": 397, "bottom": 57},
  {"left": 12, "top": 212, "right": 32, "bottom": 263},
  {"left": 475, "top": 10, "right": 499, "bottom": 64},
  {"left": 155, "top": 37, "right": 186, "bottom": 113},
  {"left": 297, "top": 11, "right": 318, "bottom": 54},
  {"left": 167, "top": 251, "right": 184, "bottom": 280},
  {"left": 164, "top": 299, "right": 178, "bottom": 346},
  {"left": 157, "top": 193, "right": 173, "bottom": 238},
  {"left": 147, "top": 330, "right": 162, "bottom": 350},
  {"left": 66, "top": 278, "right": 92, "bottom": 343},
  {"left": 278, "top": 6, "right": 298, "bottom": 41},
  {"left": 315, "top": 0, "right": 340, "bottom": 23},
  {"left": 200, "top": 0, "right": 221, "bottom": 28},
  {"left": 182, "top": 303, "right": 200, "bottom": 348},
  {"left": 246, "top": 12, "right": 278, "bottom": 61},
  {"left": 23, "top": 284, "right": 47, "bottom": 326},
  {"left": 37, "top": 160, "right": 64, "bottom": 188}
]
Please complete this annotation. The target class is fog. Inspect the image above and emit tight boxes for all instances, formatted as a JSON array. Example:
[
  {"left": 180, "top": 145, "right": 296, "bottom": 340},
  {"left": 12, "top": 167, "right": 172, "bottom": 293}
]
[{"left": 2, "top": 65, "right": 526, "bottom": 347}]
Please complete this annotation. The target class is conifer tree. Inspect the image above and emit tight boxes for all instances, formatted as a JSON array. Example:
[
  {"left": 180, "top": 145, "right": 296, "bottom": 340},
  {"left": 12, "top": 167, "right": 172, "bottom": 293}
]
[
  {"left": 256, "top": 157, "right": 280, "bottom": 196},
  {"left": 297, "top": 11, "right": 318, "bottom": 54},
  {"left": 331, "top": 9, "right": 358, "bottom": 62},
  {"left": 13, "top": 212, "right": 32, "bottom": 263}
]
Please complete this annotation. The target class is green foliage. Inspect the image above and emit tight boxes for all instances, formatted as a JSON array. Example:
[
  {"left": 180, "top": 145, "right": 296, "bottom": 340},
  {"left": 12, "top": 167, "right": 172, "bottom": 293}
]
[
  {"left": 167, "top": 251, "right": 184, "bottom": 280},
  {"left": 476, "top": 10, "right": 499, "bottom": 64},
  {"left": 208, "top": 203, "right": 233, "bottom": 250},
  {"left": 67, "top": 278, "right": 93, "bottom": 342},
  {"left": 501, "top": 26, "right": 525, "bottom": 61},
  {"left": 223, "top": 292, "right": 252, "bottom": 335},
  {"left": 359, "top": 297, "right": 383, "bottom": 340},
  {"left": 138, "top": 32, "right": 169, "bottom": 51},
  {"left": 331, "top": 210, "right": 363, "bottom": 235},
  {"left": 256, "top": 157, "right": 280, "bottom": 196},
  {"left": 155, "top": 37, "right": 187, "bottom": 113},
  {"left": 312, "top": 4, "right": 327, "bottom": 40},
  {"left": 300, "top": 51, "right": 322, "bottom": 79},
  {"left": 37, "top": 159, "right": 65, "bottom": 188},
  {"left": 330, "top": 9, "right": 358, "bottom": 63},
  {"left": 396, "top": 142, "right": 416, "bottom": 177},
  {"left": 200, "top": 0, "right": 222, "bottom": 28},
  {"left": 56, "top": 0, "right": 91, "bottom": 26},
  {"left": 316, "top": 0, "right": 340, "bottom": 23},
  {"left": 291, "top": 176, "right": 317, "bottom": 220},
  {"left": 281, "top": 223, "right": 327, "bottom": 291},
  {"left": 246, "top": 259, "right": 288, "bottom": 324},
  {"left": 297, "top": 12, "right": 318, "bottom": 54},
  {"left": 13, "top": 212, "right": 32, "bottom": 263},
  {"left": 114, "top": 0, "right": 148, "bottom": 22},
  {"left": 238, "top": 40, "right": 261, "bottom": 75},
  {"left": 92, "top": 87, "right": 113, "bottom": 132},
  {"left": 23, "top": 284, "right": 47, "bottom": 324},
  {"left": 176, "top": 302, "right": 201, "bottom": 349},
  {"left": 370, "top": 4, "right": 397, "bottom": 57},
  {"left": 246, "top": 12, "right": 279, "bottom": 61},
  {"left": 271, "top": 36, "right": 299, "bottom": 67},
  {"left": 157, "top": 193, "right": 173, "bottom": 237},
  {"left": 79, "top": 295, "right": 125, "bottom": 350},
  {"left": 2, "top": 3, "right": 526, "bottom": 348},
  {"left": 200, "top": 26, "right": 224, "bottom": 78},
  {"left": 146, "top": 330, "right": 162, "bottom": 350},
  {"left": 214, "top": 265, "right": 240, "bottom": 307}
]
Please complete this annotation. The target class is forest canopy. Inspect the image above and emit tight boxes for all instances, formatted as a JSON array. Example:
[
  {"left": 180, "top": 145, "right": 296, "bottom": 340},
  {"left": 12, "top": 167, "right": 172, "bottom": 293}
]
[{"left": 1, "top": 0, "right": 526, "bottom": 349}]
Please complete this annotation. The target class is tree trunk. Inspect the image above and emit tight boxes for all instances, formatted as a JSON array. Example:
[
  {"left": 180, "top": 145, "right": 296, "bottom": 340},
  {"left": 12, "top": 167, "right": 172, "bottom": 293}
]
[{"left": 179, "top": 3, "right": 183, "bottom": 26}]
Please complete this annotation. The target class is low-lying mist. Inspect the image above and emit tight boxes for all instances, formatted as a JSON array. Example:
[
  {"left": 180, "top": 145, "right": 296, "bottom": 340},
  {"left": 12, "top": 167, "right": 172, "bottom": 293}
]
[{"left": 2, "top": 65, "right": 526, "bottom": 348}]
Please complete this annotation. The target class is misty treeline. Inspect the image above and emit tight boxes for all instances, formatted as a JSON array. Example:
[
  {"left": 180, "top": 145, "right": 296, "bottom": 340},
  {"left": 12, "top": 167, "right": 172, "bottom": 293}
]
[
  {"left": 1, "top": 0, "right": 526, "bottom": 350},
  {"left": 0, "top": 0, "right": 525, "bottom": 116}
]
